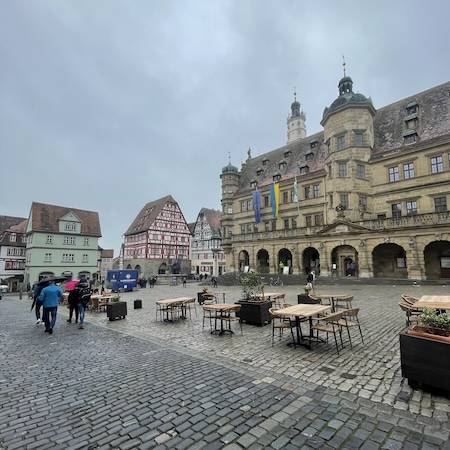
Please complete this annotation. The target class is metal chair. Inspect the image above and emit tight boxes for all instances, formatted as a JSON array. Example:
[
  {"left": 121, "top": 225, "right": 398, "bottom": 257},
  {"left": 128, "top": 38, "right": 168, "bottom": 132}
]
[
  {"left": 269, "top": 307, "right": 296, "bottom": 347},
  {"left": 311, "top": 311, "right": 344, "bottom": 354},
  {"left": 338, "top": 308, "right": 364, "bottom": 348}
]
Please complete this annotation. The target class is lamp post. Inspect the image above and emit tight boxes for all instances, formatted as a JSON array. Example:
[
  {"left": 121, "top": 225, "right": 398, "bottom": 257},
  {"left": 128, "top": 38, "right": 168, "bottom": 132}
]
[{"left": 211, "top": 232, "right": 222, "bottom": 277}]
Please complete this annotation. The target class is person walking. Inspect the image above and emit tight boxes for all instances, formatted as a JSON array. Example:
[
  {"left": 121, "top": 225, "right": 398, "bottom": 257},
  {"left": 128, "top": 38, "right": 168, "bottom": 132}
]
[
  {"left": 77, "top": 281, "right": 92, "bottom": 330},
  {"left": 38, "top": 280, "right": 63, "bottom": 334},
  {"left": 182, "top": 276, "right": 187, "bottom": 288},
  {"left": 32, "top": 281, "right": 47, "bottom": 325},
  {"left": 67, "top": 286, "right": 79, "bottom": 324}
]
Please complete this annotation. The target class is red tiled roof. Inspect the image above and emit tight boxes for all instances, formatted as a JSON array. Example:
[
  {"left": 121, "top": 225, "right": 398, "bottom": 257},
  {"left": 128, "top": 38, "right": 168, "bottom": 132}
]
[{"left": 29, "top": 202, "right": 101, "bottom": 237}]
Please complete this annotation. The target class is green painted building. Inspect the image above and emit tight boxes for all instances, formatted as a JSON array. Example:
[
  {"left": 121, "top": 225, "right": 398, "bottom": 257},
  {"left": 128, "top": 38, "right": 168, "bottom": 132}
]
[{"left": 25, "top": 202, "right": 102, "bottom": 286}]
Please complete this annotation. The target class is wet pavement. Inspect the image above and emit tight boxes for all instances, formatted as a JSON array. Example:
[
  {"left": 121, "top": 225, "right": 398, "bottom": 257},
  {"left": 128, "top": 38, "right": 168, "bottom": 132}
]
[{"left": 1, "top": 280, "right": 450, "bottom": 449}]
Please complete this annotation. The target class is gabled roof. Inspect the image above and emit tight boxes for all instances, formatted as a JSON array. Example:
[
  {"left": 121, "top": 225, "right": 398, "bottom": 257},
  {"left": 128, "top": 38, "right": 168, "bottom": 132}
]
[
  {"left": 316, "top": 220, "right": 370, "bottom": 235},
  {"left": 124, "top": 195, "right": 184, "bottom": 236},
  {"left": 101, "top": 249, "right": 114, "bottom": 258},
  {"left": 197, "top": 208, "right": 222, "bottom": 235},
  {"left": 0, "top": 215, "right": 27, "bottom": 234},
  {"left": 29, "top": 202, "right": 101, "bottom": 236}
]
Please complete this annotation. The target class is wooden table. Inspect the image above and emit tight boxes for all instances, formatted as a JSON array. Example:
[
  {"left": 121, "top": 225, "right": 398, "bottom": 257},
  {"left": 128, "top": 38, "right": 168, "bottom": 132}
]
[
  {"left": 274, "top": 304, "right": 331, "bottom": 348},
  {"left": 257, "top": 292, "right": 283, "bottom": 301},
  {"left": 156, "top": 297, "right": 195, "bottom": 322},
  {"left": 202, "top": 303, "right": 240, "bottom": 334},
  {"left": 414, "top": 295, "right": 450, "bottom": 310}
]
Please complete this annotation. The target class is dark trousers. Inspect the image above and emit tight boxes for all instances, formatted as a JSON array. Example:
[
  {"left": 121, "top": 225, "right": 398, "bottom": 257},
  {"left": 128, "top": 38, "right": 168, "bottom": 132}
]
[
  {"left": 68, "top": 304, "right": 79, "bottom": 322},
  {"left": 43, "top": 306, "right": 58, "bottom": 330},
  {"left": 35, "top": 300, "right": 43, "bottom": 320}
]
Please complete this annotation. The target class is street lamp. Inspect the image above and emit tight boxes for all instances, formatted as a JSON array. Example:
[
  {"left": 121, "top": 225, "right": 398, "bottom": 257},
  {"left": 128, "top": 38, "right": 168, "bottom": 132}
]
[{"left": 211, "top": 231, "right": 222, "bottom": 277}]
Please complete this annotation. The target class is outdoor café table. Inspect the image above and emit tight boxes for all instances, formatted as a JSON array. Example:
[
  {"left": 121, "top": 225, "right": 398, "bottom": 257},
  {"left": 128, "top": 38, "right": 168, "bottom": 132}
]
[
  {"left": 156, "top": 297, "right": 194, "bottom": 322},
  {"left": 202, "top": 303, "right": 240, "bottom": 335},
  {"left": 314, "top": 293, "right": 349, "bottom": 312},
  {"left": 274, "top": 304, "right": 331, "bottom": 348},
  {"left": 413, "top": 295, "right": 450, "bottom": 310}
]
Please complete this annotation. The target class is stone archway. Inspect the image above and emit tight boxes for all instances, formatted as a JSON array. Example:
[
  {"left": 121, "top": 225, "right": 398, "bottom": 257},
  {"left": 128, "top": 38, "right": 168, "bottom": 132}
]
[
  {"left": 303, "top": 247, "right": 320, "bottom": 276},
  {"left": 372, "top": 243, "right": 407, "bottom": 278},
  {"left": 331, "top": 245, "right": 358, "bottom": 277},
  {"left": 256, "top": 249, "right": 270, "bottom": 273},
  {"left": 158, "top": 263, "right": 167, "bottom": 274},
  {"left": 278, "top": 248, "right": 293, "bottom": 274},
  {"left": 424, "top": 240, "right": 450, "bottom": 279},
  {"left": 238, "top": 250, "right": 250, "bottom": 272}
]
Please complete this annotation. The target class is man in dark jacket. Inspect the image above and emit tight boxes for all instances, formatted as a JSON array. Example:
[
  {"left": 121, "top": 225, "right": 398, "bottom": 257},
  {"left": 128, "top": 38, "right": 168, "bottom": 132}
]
[
  {"left": 67, "top": 286, "right": 79, "bottom": 324},
  {"left": 77, "top": 281, "right": 92, "bottom": 329}
]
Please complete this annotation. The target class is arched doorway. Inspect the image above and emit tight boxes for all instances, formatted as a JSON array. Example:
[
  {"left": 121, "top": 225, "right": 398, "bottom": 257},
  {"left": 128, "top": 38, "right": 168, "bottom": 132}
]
[
  {"left": 238, "top": 250, "right": 250, "bottom": 272},
  {"left": 134, "top": 265, "right": 142, "bottom": 276},
  {"left": 78, "top": 271, "right": 91, "bottom": 280},
  {"left": 303, "top": 247, "right": 320, "bottom": 275},
  {"left": 373, "top": 243, "right": 407, "bottom": 278},
  {"left": 278, "top": 248, "right": 293, "bottom": 274},
  {"left": 158, "top": 263, "right": 167, "bottom": 274},
  {"left": 256, "top": 249, "right": 270, "bottom": 273},
  {"left": 424, "top": 240, "right": 450, "bottom": 279},
  {"left": 331, "top": 245, "right": 358, "bottom": 277}
]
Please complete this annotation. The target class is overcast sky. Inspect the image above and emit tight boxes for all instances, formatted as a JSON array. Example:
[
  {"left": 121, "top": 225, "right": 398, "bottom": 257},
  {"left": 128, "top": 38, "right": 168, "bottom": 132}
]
[{"left": 1, "top": 1, "right": 449, "bottom": 255}]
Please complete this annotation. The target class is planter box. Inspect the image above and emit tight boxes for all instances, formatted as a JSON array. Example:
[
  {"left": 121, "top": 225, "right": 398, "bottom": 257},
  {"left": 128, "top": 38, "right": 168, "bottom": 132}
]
[
  {"left": 134, "top": 299, "right": 142, "bottom": 309},
  {"left": 235, "top": 300, "right": 272, "bottom": 326},
  {"left": 107, "top": 302, "right": 127, "bottom": 321},
  {"left": 399, "top": 328, "right": 450, "bottom": 394}
]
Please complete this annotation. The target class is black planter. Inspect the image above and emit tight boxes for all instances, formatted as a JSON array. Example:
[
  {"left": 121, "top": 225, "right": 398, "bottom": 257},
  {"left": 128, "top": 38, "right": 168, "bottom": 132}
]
[
  {"left": 107, "top": 302, "right": 127, "bottom": 321},
  {"left": 297, "top": 294, "right": 318, "bottom": 304},
  {"left": 235, "top": 300, "right": 272, "bottom": 326},
  {"left": 400, "top": 329, "right": 450, "bottom": 394},
  {"left": 134, "top": 299, "right": 142, "bottom": 309}
]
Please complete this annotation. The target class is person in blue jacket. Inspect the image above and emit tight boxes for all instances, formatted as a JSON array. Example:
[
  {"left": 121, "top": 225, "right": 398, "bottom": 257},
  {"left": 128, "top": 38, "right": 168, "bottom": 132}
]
[{"left": 38, "top": 280, "right": 63, "bottom": 334}]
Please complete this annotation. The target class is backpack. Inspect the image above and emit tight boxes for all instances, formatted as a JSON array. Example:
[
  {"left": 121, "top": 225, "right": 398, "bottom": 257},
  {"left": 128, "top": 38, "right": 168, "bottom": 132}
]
[{"left": 79, "top": 286, "right": 92, "bottom": 304}]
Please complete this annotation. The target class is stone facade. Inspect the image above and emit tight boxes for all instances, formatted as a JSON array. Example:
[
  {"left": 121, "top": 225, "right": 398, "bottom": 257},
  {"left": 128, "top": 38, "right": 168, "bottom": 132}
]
[{"left": 221, "top": 76, "right": 450, "bottom": 280}]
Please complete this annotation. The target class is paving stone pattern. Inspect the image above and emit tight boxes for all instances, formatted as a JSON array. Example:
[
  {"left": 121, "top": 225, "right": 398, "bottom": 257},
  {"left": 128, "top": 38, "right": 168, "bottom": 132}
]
[{"left": 1, "top": 281, "right": 450, "bottom": 449}]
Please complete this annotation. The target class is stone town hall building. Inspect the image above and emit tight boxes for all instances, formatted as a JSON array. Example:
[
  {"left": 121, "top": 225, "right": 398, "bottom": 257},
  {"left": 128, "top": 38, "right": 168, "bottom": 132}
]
[{"left": 220, "top": 76, "right": 450, "bottom": 280}]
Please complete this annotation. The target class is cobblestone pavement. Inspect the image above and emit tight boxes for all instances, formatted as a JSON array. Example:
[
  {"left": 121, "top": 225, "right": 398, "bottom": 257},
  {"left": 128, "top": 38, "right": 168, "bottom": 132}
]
[{"left": 1, "top": 281, "right": 450, "bottom": 449}]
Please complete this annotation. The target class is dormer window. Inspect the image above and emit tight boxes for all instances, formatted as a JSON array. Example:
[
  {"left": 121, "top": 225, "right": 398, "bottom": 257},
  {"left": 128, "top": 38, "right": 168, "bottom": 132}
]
[
  {"left": 278, "top": 159, "right": 287, "bottom": 170},
  {"left": 405, "top": 117, "right": 417, "bottom": 130},
  {"left": 299, "top": 164, "right": 309, "bottom": 174},
  {"left": 305, "top": 150, "right": 314, "bottom": 161},
  {"left": 9, "top": 233, "right": 16, "bottom": 242},
  {"left": 309, "top": 139, "right": 318, "bottom": 149},
  {"left": 284, "top": 149, "right": 291, "bottom": 158},
  {"left": 262, "top": 157, "right": 269, "bottom": 166},
  {"left": 406, "top": 101, "right": 418, "bottom": 115},
  {"left": 256, "top": 167, "right": 263, "bottom": 176},
  {"left": 272, "top": 172, "right": 281, "bottom": 182},
  {"left": 250, "top": 179, "right": 257, "bottom": 189},
  {"left": 403, "top": 129, "right": 418, "bottom": 144}
]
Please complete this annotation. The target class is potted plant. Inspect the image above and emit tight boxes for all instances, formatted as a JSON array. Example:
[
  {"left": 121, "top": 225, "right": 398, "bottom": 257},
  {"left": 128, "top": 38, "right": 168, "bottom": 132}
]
[
  {"left": 407, "top": 307, "right": 450, "bottom": 342},
  {"left": 234, "top": 270, "right": 271, "bottom": 326},
  {"left": 400, "top": 307, "right": 450, "bottom": 393}
]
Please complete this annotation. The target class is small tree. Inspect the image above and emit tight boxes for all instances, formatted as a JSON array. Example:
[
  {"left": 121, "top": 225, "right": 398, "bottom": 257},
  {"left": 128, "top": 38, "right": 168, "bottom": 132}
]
[{"left": 236, "top": 269, "right": 265, "bottom": 300}]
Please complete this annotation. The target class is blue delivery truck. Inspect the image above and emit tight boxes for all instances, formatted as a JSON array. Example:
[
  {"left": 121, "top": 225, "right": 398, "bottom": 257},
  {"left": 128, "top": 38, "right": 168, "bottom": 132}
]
[{"left": 107, "top": 269, "right": 139, "bottom": 292}]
